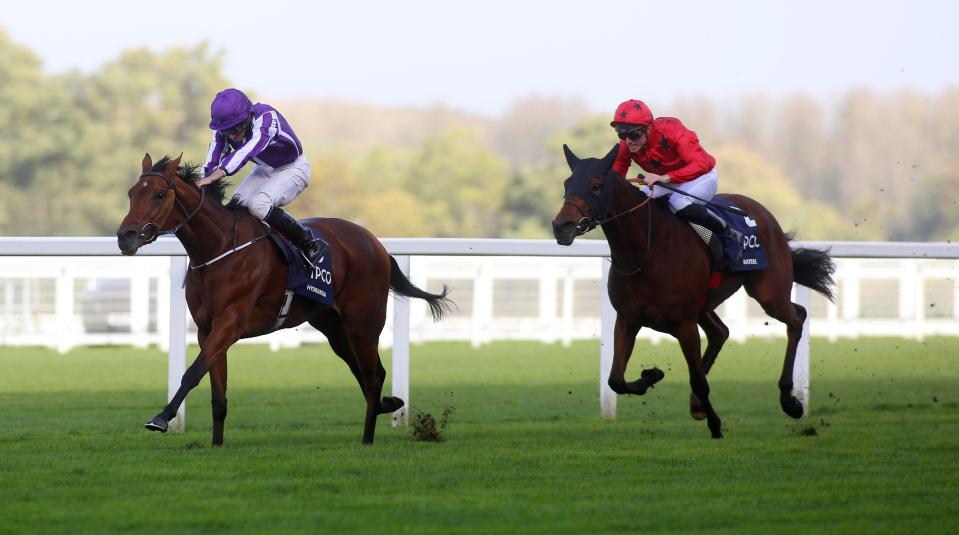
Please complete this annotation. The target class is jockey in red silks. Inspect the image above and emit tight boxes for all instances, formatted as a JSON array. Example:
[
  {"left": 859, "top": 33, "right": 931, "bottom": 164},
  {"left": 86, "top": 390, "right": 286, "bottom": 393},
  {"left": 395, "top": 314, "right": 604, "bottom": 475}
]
[
  {"left": 198, "top": 88, "right": 324, "bottom": 265},
  {"left": 610, "top": 99, "right": 743, "bottom": 262}
]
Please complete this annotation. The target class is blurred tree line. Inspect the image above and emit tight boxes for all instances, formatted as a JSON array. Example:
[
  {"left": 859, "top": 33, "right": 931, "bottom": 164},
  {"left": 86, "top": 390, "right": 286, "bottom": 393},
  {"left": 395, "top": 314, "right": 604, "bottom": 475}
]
[{"left": 2, "top": 30, "right": 957, "bottom": 241}]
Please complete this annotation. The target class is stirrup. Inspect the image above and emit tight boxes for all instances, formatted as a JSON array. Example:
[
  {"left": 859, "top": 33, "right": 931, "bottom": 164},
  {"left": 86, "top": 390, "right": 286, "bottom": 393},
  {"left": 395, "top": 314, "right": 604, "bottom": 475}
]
[{"left": 304, "top": 240, "right": 327, "bottom": 266}]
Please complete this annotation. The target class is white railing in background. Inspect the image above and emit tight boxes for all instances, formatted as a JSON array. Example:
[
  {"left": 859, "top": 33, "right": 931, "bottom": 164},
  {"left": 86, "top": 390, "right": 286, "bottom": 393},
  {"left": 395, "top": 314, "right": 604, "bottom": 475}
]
[{"left": 1, "top": 237, "right": 957, "bottom": 431}]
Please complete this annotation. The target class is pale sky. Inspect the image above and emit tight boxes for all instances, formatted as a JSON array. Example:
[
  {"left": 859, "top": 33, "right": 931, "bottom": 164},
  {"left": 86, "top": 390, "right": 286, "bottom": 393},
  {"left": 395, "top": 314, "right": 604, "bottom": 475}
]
[{"left": 3, "top": 0, "right": 956, "bottom": 115}]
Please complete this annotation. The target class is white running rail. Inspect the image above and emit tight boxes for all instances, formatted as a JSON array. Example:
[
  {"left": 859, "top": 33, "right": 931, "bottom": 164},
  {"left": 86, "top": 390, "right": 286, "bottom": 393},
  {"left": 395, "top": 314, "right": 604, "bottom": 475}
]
[{"left": 1, "top": 237, "right": 957, "bottom": 430}]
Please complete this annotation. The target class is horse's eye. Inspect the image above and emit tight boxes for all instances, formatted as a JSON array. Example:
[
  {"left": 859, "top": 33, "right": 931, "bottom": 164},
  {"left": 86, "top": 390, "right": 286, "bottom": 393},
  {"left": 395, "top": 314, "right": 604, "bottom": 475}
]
[
  {"left": 591, "top": 183, "right": 602, "bottom": 192},
  {"left": 155, "top": 191, "right": 166, "bottom": 200}
]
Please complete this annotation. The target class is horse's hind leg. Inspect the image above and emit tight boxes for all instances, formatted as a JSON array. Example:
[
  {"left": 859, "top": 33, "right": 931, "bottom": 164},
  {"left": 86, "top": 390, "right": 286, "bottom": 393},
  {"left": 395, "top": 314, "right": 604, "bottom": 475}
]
[
  {"left": 772, "top": 300, "right": 807, "bottom": 418},
  {"left": 314, "top": 315, "right": 401, "bottom": 445},
  {"left": 747, "top": 284, "right": 807, "bottom": 419},
  {"left": 352, "top": 338, "right": 395, "bottom": 445},
  {"left": 311, "top": 315, "right": 365, "bottom": 395},
  {"left": 690, "top": 310, "right": 729, "bottom": 420}
]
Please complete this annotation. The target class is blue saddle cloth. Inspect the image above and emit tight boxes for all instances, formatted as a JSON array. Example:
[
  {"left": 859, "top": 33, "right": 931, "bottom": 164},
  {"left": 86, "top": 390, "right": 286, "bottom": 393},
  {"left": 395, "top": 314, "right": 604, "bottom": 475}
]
[
  {"left": 271, "top": 227, "right": 335, "bottom": 306},
  {"left": 708, "top": 197, "right": 768, "bottom": 272}
]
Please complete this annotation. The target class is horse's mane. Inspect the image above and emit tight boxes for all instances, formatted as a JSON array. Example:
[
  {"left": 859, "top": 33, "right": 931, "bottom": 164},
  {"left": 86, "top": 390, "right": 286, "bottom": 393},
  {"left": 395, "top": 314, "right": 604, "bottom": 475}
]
[
  {"left": 611, "top": 171, "right": 650, "bottom": 205},
  {"left": 151, "top": 156, "right": 230, "bottom": 205}
]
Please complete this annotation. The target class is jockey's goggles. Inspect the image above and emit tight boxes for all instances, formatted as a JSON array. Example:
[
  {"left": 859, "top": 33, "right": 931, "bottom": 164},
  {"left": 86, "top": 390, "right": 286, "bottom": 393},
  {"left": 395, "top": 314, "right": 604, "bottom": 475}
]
[
  {"left": 616, "top": 126, "right": 647, "bottom": 141},
  {"left": 220, "top": 122, "right": 248, "bottom": 136}
]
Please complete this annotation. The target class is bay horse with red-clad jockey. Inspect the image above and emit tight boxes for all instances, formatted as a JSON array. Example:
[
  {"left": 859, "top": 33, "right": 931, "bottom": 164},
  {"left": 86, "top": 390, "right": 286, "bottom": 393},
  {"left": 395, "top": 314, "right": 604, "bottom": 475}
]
[
  {"left": 552, "top": 145, "right": 835, "bottom": 438},
  {"left": 117, "top": 154, "right": 451, "bottom": 446}
]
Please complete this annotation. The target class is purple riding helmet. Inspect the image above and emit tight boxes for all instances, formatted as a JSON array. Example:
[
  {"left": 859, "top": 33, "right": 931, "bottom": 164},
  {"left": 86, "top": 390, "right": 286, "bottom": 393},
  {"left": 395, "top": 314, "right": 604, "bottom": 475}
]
[{"left": 209, "top": 88, "right": 252, "bottom": 131}]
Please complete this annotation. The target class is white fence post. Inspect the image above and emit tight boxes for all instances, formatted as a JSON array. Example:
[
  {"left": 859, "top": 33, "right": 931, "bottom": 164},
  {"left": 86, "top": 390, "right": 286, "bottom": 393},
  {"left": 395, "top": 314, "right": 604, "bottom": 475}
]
[
  {"left": 599, "top": 259, "right": 617, "bottom": 419},
  {"left": 538, "top": 264, "right": 558, "bottom": 344},
  {"left": 392, "top": 255, "right": 411, "bottom": 427},
  {"left": 471, "top": 263, "right": 493, "bottom": 348},
  {"left": 55, "top": 265, "right": 75, "bottom": 353},
  {"left": 3, "top": 280, "right": 14, "bottom": 340},
  {"left": 794, "top": 284, "right": 811, "bottom": 413},
  {"left": 167, "top": 256, "right": 188, "bottom": 433},
  {"left": 561, "top": 269, "right": 575, "bottom": 347}
]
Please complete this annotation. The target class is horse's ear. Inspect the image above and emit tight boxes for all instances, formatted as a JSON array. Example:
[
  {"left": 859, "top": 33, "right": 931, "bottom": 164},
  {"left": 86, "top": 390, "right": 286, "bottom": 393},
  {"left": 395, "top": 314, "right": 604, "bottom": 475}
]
[
  {"left": 563, "top": 144, "right": 581, "bottom": 171},
  {"left": 141, "top": 153, "right": 152, "bottom": 173},
  {"left": 164, "top": 153, "right": 182, "bottom": 176},
  {"left": 601, "top": 144, "right": 620, "bottom": 170}
]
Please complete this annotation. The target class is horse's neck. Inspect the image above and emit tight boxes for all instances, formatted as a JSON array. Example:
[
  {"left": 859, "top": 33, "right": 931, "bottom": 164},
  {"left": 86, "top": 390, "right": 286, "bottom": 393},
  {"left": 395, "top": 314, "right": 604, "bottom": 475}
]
[
  {"left": 602, "top": 180, "right": 694, "bottom": 266},
  {"left": 171, "top": 185, "right": 236, "bottom": 263},
  {"left": 602, "top": 179, "right": 654, "bottom": 260}
]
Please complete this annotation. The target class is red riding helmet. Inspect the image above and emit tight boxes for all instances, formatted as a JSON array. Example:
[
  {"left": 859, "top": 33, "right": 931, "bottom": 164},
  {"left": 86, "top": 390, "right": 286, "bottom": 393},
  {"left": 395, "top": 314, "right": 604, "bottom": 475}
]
[{"left": 610, "top": 99, "right": 653, "bottom": 127}]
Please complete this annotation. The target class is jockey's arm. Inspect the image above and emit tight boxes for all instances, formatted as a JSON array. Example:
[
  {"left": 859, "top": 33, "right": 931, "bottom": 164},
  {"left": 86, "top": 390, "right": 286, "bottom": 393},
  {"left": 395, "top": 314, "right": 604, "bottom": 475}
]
[
  {"left": 197, "top": 167, "right": 226, "bottom": 187},
  {"left": 643, "top": 173, "right": 670, "bottom": 187}
]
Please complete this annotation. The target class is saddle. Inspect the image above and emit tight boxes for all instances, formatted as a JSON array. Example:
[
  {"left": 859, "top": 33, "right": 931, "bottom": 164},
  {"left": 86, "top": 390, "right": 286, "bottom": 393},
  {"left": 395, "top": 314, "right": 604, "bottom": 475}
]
[
  {"left": 265, "top": 223, "right": 335, "bottom": 328},
  {"left": 654, "top": 196, "right": 767, "bottom": 273}
]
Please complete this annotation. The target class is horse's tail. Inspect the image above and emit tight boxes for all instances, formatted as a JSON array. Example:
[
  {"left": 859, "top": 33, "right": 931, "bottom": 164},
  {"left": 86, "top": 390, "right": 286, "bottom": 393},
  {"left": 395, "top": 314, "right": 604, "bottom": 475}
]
[
  {"left": 389, "top": 256, "right": 453, "bottom": 321},
  {"left": 790, "top": 243, "right": 836, "bottom": 302}
]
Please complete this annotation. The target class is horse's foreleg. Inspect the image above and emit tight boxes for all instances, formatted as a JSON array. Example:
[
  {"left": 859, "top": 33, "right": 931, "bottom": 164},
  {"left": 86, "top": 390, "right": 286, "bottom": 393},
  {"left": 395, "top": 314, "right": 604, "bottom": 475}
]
[
  {"left": 209, "top": 358, "right": 228, "bottom": 446},
  {"left": 607, "top": 315, "right": 664, "bottom": 396},
  {"left": 675, "top": 322, "right": 722, "bottom": 438},
  {"left": 690, "top": 310, "right": 730, "bottom": 420},
  {"left": 145, "top": 353, "right": 210, "bottom": 433},
  {"left": 145, "top": 317, "right": 241, "bottom": 442}
]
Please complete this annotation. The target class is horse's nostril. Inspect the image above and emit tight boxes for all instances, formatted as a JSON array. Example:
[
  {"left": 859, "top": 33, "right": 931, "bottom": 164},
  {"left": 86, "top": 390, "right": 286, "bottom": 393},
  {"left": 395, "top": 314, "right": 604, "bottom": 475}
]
[{"left": 117, "top": 228, "right": 141, "bottom": 255}]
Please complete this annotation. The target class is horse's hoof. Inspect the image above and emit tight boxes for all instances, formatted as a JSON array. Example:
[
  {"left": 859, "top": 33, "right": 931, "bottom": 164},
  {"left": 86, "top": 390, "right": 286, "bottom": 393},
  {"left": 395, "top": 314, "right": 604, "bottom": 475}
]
[
  {"left": 690, "top": 393, "right": 706, "bottom": 420},
  {"left": 641, "top": 367, "right": 665, "bottom": 386},
  {"left": 144, "top": 416, "right": 169, "bottom": 433},
  {"left": 708, "top": 418, "right": 723, "bottom": 439},
  {"left": 782, "top": 397, "right": 804, "bottom": 419},
  {"left": 379, "top": 396, "right": 405, "bottom": 414},
  {"left": 635, "top": 367, "right": 665, "bottom": 394}
]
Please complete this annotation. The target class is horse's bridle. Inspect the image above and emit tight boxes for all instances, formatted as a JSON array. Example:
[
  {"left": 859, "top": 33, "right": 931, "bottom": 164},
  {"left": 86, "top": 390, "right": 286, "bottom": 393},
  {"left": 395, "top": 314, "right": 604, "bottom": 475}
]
[
  {"left": 136, "top": 171, "right": 206, "bottom": 244},
  {"left": 564, "top": 192, "right": 653, "bottom": 277},
  {"left": 565, "top": 194, "right": 652, "bottom": 236}
]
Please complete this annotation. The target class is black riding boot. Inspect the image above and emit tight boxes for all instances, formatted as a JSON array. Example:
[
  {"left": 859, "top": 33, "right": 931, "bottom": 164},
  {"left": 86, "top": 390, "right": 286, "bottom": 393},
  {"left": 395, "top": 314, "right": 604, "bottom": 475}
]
[
  {"left": 675, "top": 204, "right": 744, "bottom": 264},
  {"left": 265, "top": 207, "right": 326, "bottom": 266}
]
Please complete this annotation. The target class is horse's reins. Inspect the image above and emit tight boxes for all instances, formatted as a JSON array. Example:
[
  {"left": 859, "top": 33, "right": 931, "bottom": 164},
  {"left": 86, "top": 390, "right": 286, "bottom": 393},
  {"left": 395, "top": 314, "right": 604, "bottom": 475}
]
[
  {"left": 568, "top": 180, "right": 653, "bottom": 236},
  {"left": 636, "top": 176, "right": 748, "bottom": 216},
  {"left": 189, "top": 217, "right": 272, "bottom": 271},
  {"left": 136, "top": 171, "right": 271, "bottom": 270},
  {"left": 566, "top": 178, "right": 654, "bottom": 277}
]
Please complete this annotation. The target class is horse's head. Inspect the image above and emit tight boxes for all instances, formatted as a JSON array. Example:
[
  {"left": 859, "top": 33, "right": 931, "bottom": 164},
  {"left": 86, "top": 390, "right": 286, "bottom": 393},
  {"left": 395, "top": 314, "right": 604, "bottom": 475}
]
[
  {"left": 551, "top": 144, "right": 619, "bottom": 245},
  {"left": 116, "top": 153, "right": 184, "bottom": 255}
]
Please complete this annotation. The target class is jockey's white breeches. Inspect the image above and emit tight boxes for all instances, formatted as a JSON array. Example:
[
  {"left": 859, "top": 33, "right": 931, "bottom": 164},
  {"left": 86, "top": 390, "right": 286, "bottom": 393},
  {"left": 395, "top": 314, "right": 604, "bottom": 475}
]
[
  {"left": 650, "top": 169, "right": 718, "bottom": 213},
  {"left": 232, "top": 155, "right": 312, "bottom": 220}
]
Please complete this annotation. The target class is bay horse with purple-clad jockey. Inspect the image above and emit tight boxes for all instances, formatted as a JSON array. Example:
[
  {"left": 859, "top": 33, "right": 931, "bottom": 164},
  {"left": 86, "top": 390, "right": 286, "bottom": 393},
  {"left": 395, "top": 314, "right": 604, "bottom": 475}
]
[{"left": 118, "top": 154, "right": 451, "bottom": 446}]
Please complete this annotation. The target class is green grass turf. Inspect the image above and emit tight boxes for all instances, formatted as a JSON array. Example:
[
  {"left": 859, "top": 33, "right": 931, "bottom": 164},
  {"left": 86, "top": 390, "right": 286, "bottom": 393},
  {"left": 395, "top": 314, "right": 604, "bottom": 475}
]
[{"left": 0, "top": 337, "right": 957, "bottom": 534}]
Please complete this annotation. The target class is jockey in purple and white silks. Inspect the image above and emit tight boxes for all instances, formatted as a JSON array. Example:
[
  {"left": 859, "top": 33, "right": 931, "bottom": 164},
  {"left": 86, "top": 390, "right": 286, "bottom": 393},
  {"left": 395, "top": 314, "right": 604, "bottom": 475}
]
[{"left": 198, "top": 88, "right": 324, "bottom": 265}]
